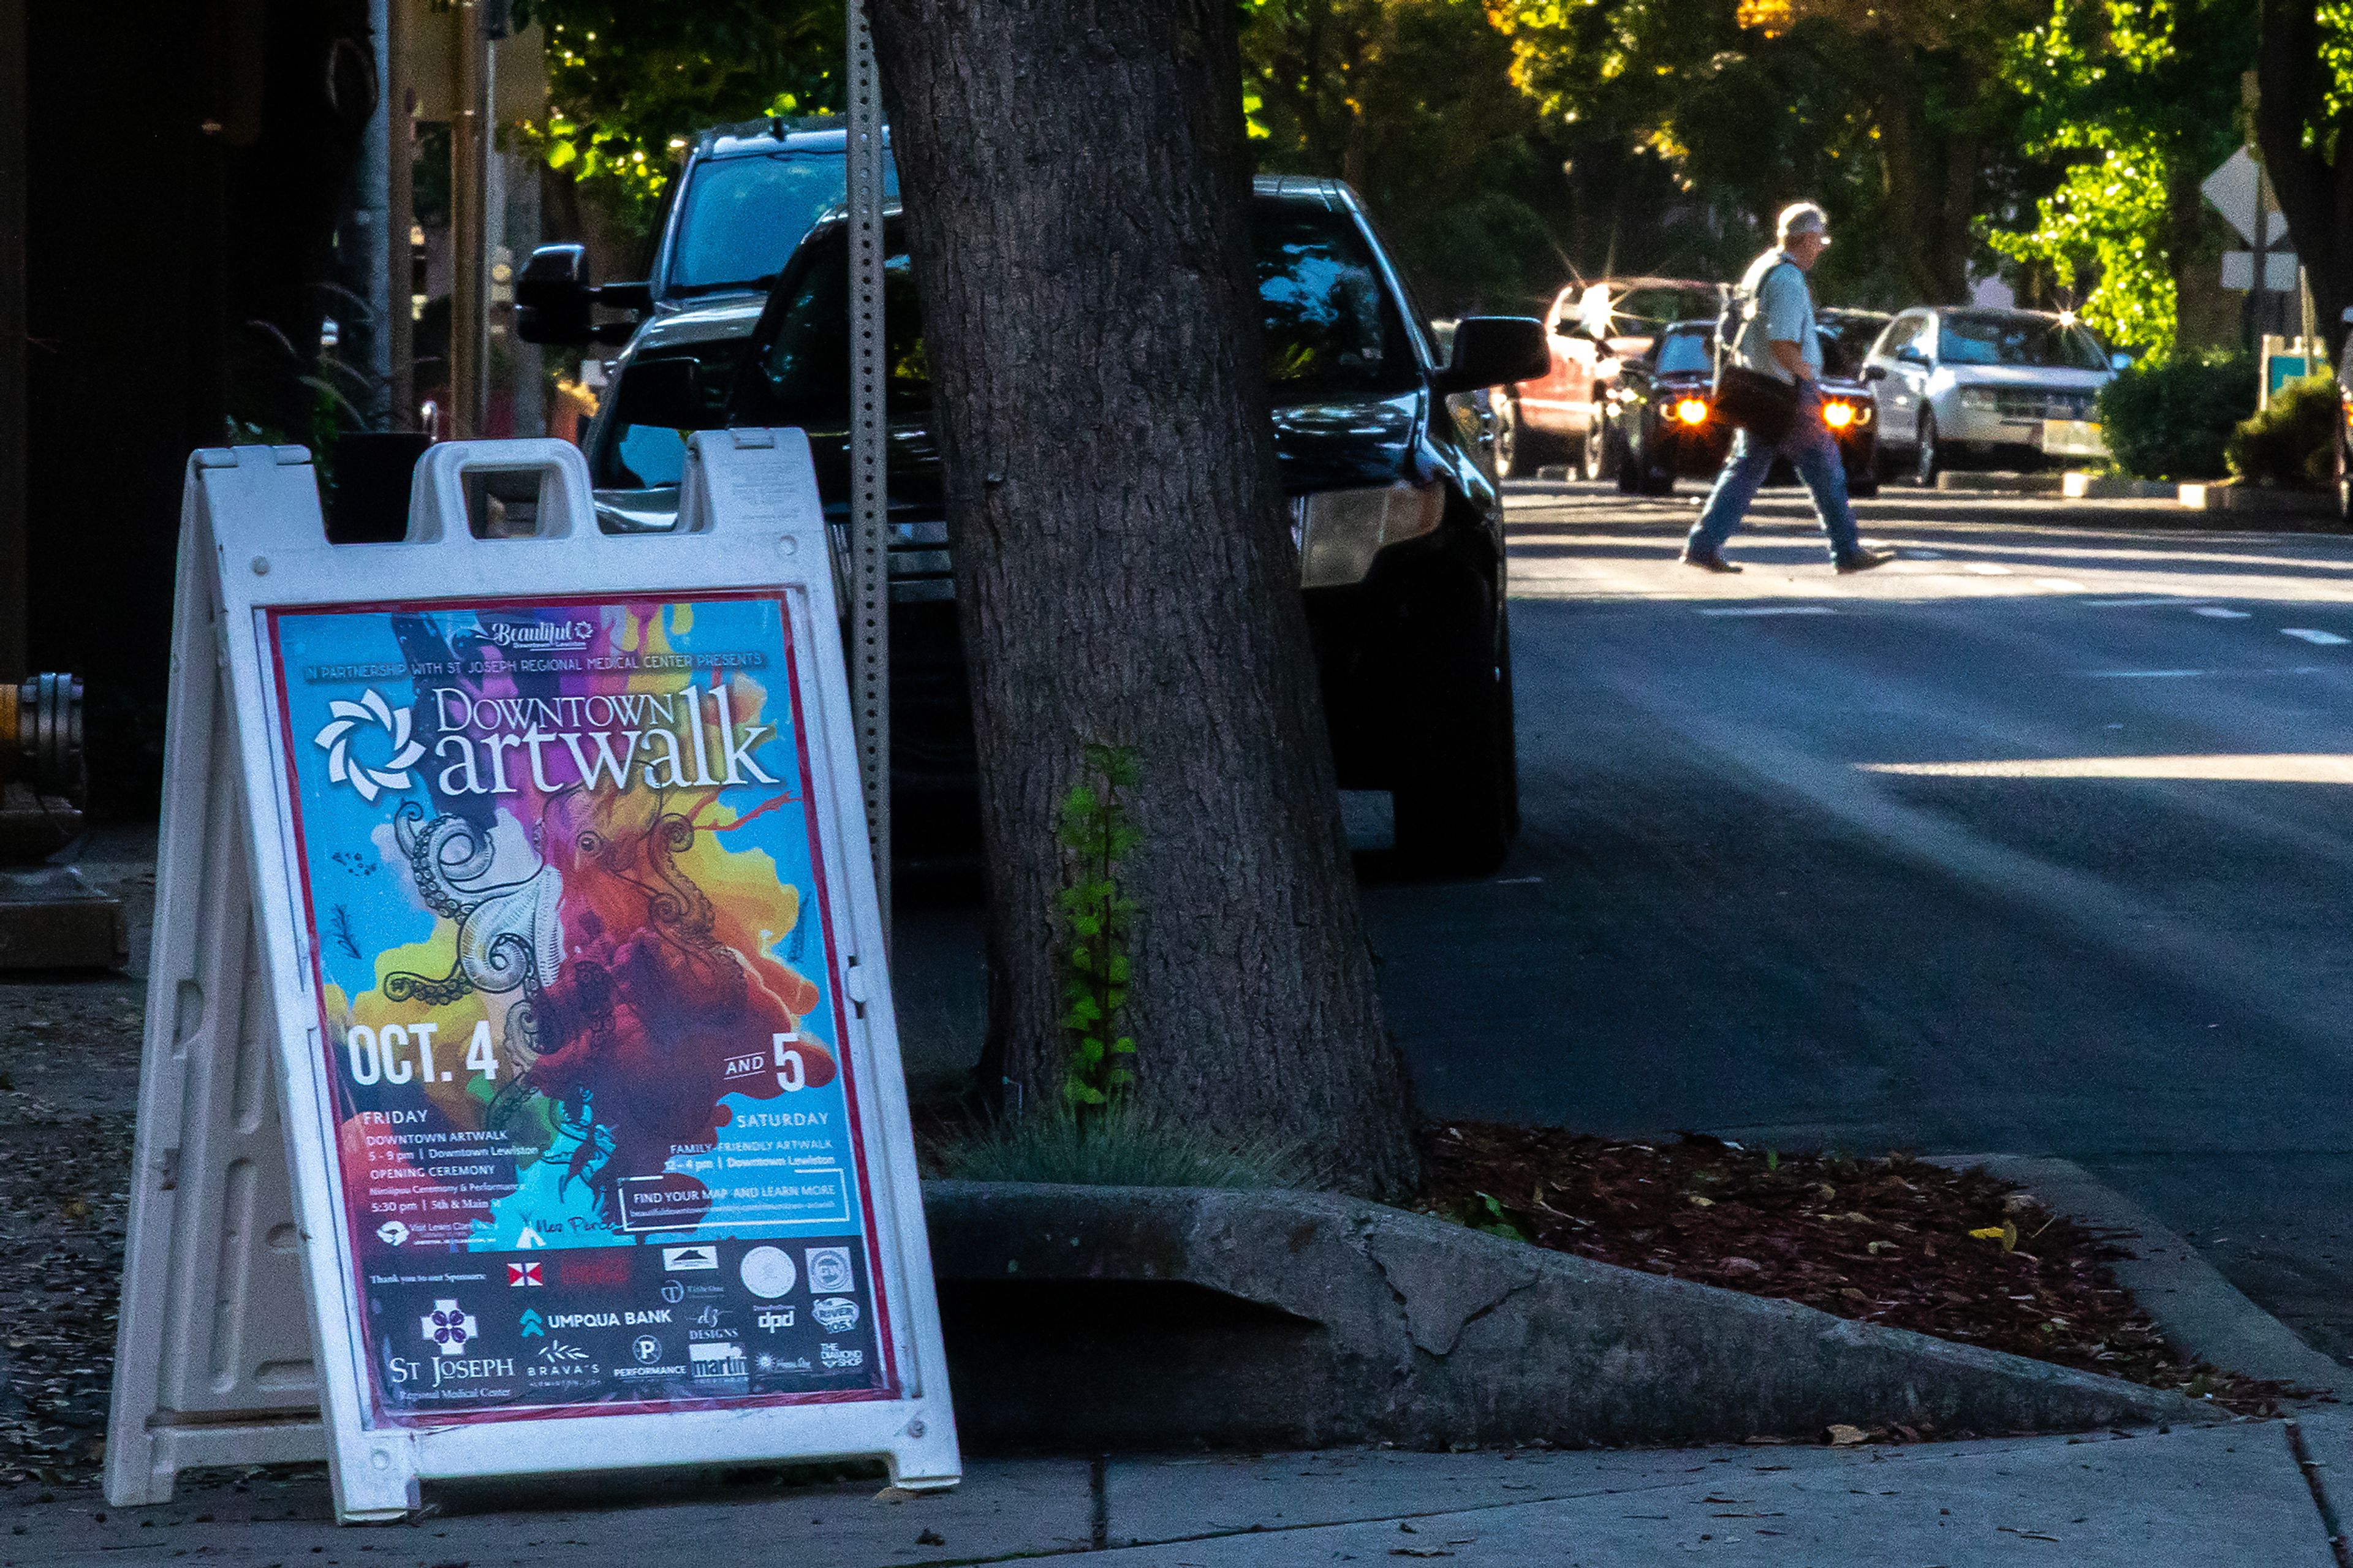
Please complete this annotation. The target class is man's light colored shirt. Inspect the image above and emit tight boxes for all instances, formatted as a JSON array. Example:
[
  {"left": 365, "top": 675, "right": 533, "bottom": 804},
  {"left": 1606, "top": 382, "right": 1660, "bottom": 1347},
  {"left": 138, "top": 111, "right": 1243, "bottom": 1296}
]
[{"left": 1735, "top": 248, "right": 1821, "bottom": 385}]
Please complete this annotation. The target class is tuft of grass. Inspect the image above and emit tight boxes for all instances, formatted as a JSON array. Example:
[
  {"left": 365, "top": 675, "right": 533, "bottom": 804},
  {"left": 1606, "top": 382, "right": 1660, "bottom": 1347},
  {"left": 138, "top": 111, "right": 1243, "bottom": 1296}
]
[{"left": 932, "top": 1105, "right": 1308, "bottom": 1190}]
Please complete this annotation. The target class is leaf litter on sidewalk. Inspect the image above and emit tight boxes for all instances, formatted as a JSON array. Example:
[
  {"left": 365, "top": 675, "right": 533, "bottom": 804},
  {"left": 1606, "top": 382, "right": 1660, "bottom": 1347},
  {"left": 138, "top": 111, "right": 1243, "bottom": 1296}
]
[{"left": 1418, "top": 1121, "right": 2309, "bottom": 1426}]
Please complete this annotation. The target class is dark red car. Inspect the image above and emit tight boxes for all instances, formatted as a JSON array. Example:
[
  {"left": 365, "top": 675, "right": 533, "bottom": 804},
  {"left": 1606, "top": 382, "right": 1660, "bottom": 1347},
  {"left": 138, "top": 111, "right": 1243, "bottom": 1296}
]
[{"left": 1491, "top": 277, "right": 1720, "bottom": 478}]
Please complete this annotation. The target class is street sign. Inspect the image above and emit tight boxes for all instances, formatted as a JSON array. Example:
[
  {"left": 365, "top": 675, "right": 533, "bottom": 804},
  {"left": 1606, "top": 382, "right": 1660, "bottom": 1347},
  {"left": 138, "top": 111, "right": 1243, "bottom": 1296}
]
[
  {"left": 2222, "top": 251, "right": 2300, "bottom": 293},
  {"left": 2203, "top": 147, "right": 2263, "bottom": 246},
  {"left": 107, "top": 436, "right": 957, "bottom": 1522}
]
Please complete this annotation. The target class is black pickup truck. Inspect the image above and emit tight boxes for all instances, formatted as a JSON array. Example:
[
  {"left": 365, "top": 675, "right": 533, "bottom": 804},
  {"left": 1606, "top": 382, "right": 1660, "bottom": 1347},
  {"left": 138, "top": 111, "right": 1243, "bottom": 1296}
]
[{"left": 594, "top": 177, "right": 1545, "bottom": 874}]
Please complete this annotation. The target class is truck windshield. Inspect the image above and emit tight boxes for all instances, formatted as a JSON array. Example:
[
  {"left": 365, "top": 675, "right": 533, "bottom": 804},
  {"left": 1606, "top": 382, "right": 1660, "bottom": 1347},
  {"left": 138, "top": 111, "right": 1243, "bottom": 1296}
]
[
  {"left": 1653, "top": 327, "right": 1715, "bottom": 376},
  {"left": 739, "top": 200, "right": 1414, "bottom": 421},
  {"left": 667, "top": 151, "right": 902, "bottom": 297}
]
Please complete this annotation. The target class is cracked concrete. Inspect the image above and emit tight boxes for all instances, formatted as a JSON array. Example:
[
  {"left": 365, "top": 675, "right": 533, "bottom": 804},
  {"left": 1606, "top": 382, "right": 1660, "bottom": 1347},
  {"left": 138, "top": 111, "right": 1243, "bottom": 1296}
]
[{"left": 922, "top": 1182, "right": 2200, "bottom": 1452}]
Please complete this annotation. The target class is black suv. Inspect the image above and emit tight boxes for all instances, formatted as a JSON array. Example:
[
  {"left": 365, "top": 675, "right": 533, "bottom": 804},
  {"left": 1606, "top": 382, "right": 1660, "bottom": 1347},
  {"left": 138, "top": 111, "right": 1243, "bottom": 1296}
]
[{"left": 604, "top": 177, "right": 1544, "bottom": 873}]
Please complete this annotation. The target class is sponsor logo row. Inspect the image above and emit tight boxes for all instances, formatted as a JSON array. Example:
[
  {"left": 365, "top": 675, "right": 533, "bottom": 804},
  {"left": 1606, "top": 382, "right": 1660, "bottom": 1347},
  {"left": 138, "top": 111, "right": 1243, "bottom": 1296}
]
[{"left": 492, "top": 1243, "right": 857, "bottom": 1299}]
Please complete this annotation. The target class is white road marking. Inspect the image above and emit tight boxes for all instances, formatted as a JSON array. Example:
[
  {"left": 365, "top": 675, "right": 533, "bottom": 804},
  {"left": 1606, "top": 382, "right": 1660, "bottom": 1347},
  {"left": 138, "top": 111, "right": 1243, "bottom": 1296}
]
[
  {"left": 1694, "top": 606, "right": 1838, "bottom": 617},
  {"left": 1962, "top": 562, "right": 2013, "bottom": 575},
  {"left": 2086, "top": 670, "right": 2207, "bottom": 678},
  {"left": 2084, "top": 596, "right": 2204, "bottom": 607},
  {"left": 2191, "top": 606, "right": 2251, "bottom": 618},
  {"left": 1904, "top": 550, "right": 1946, "bottom": 559},
  {"left": 2034, "top": 578, "right": 2088, "bottom": 591},
  {"left": 1493, "top": 876, "right": 1545, "bottom": 885},
  {"left": 2281, "top": 628, "right": 2350, "bottom": 645},
  {"left": 1863, "top": 753, "right": 2353, "bottom": 782}
]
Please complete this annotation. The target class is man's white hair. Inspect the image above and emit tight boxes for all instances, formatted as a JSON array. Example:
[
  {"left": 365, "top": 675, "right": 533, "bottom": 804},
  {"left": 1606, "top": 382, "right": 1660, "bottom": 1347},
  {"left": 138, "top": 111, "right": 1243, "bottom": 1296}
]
[{"left": 1776, "top": 202, "right": 1830, "bottom": 243}]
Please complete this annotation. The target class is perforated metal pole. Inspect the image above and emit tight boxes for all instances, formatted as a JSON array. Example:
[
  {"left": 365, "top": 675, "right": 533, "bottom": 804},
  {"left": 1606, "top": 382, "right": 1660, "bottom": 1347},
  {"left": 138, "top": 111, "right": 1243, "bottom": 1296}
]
[{"left": 846, "top": 0, "right": 891, "bottom": 936}]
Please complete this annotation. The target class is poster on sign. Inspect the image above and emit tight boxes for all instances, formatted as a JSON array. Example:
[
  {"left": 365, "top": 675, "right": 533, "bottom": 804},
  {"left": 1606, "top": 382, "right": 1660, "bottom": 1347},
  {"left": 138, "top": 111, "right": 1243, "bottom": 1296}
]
[{"left": 274, "top": 592, "right": 890, "bottom": 1420}]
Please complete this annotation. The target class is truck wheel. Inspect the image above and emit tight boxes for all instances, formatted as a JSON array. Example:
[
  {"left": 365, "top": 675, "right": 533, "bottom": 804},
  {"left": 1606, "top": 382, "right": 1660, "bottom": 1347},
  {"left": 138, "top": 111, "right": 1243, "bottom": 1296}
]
[{"left": 1393, "top": 591, "right": 1515, "bottom": 877}]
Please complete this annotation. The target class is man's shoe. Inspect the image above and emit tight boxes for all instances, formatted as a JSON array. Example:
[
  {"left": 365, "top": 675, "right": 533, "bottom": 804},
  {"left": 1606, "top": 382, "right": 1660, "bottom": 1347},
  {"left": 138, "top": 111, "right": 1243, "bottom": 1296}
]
[
  {"left": 1680, "top": 550, "right": 1743, "bottom": 574},
  {"left": 1835, "top": 548, "right": 1894, "bottom": 574}
]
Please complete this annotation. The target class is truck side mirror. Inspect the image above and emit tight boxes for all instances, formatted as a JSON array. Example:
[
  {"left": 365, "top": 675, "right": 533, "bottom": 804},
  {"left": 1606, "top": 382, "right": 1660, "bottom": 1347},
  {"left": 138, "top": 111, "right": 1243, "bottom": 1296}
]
[
  {"left": 517, "top": 246, "right": 654, "bottom": 346},
  {"left": 516, "top": 244, "right": 596, "bottom": 346},
  {"left": 1435, "top": 316, "right": 1551, "bottom": 395}
]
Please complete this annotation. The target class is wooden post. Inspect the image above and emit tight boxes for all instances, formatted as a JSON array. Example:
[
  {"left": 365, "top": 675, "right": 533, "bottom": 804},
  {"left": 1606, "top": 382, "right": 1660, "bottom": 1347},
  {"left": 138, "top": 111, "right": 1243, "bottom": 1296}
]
[
  {"left": 386, "top": 0, "right": 415, "bottom": 431},
  {"left": 449, "top": 0, "right": 490, "bottom": 436},
  {"left": 0, "top": 0, "right": 26, "bottom": 679}
]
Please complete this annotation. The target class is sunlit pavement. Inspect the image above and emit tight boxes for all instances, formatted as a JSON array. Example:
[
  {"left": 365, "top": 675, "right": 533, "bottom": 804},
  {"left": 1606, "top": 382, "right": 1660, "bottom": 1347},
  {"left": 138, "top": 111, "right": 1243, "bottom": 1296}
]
[{"left": 1363, "top": 477, "right": 2353, "bottom": 1370}]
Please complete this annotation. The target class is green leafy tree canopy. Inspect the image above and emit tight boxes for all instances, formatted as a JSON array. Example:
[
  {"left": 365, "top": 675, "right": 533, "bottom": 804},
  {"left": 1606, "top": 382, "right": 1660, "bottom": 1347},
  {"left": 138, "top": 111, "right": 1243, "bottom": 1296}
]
[{"left": 514, "top": 0, "right": 842, "bottom": 233}]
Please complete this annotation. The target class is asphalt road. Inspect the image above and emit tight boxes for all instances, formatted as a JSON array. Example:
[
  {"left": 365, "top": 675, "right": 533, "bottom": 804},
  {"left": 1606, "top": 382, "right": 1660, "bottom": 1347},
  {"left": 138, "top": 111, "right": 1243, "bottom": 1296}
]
[{"left": 1365, "top": 477, "right": 2353, "bottom": 1367}]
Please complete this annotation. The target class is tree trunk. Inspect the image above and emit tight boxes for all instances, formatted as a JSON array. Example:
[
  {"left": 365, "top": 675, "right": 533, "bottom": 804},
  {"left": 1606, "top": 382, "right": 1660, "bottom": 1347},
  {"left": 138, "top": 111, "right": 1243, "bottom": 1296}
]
[
  {"left": 2257, "top": 0, "right": 2353, "bottom": 337},
  {"left": 870, "top": 0, "right": 1420, "bottom": 1199},
  {"left": 2165, "top": 150, "right": 2207, "bottom": 350},
  {"left": 1870, "top": 59, "right": 1942, "bottom": 303}
]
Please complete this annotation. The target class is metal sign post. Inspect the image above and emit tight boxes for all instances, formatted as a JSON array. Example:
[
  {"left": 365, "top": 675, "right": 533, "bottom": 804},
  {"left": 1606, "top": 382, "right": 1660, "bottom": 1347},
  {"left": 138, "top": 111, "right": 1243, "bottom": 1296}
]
[
  {"left": 107, "top": 436, "right": 957, "bottom": 1521},
  {"left": 845, "top": 0, "right": 890, "bottom": 937}
]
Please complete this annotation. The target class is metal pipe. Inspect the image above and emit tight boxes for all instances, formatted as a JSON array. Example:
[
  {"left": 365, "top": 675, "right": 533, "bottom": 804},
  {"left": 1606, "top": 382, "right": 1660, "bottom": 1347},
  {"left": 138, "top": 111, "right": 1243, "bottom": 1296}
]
[{"left": 0, "top": 674, "right": 83, "bottom": 795}]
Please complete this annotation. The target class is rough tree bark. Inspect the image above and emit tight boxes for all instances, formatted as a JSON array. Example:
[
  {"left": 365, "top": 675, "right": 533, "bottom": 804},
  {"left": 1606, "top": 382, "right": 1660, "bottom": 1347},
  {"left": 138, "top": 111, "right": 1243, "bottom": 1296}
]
[
  {"left": 869, "top": 0, "right": 1420, "bottom": 1198},
  {"left": 2256, "top": 0, "right": 2353, "bottom": 336}
]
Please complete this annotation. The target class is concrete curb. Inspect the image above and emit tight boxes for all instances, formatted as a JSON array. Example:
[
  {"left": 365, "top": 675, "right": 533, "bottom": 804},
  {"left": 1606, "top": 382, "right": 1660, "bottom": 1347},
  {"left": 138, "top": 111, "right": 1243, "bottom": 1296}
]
[
  {"left": 1936, "top": 471, "right": 2066, "bottom": 494},
  {"left": 1927, "top": 1156, "right": 2347, "bottom": 1397},
  {"left": 923, "top": 1181, "right": 2202, "bottom": 1453},
  {"left": 2178, "top": 481, "right": 2340, "bottom": 519}
]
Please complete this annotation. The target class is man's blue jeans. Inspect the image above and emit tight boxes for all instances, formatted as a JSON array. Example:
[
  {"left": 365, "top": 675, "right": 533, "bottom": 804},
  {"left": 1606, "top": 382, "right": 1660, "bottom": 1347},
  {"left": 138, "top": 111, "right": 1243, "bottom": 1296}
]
[{"left": 1684, "top": 396, "right": 1863, "bottom": 563}]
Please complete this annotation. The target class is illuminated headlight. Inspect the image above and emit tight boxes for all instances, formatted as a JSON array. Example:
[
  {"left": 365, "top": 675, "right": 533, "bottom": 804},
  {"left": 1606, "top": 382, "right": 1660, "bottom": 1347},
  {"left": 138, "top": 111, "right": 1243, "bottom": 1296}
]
[
  {"left": 1670, "top": 397, "right": 1710, "bottom": 425},
  {"left": 1294, "top": 482, "right": 1444, "bottom": 588},
  {"left": 1958, "top": 386, "right": 2002, "bottom": 411},
  {"left": 1821, "top": 398, "right": 1867, "bottom": 430}
]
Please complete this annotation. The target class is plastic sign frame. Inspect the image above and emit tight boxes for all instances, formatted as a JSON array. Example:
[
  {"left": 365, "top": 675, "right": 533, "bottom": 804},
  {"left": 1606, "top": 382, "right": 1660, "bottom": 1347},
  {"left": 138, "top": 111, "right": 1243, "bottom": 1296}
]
[{"left": 107, "top": 436, "right": 958, "bottom": 1521}]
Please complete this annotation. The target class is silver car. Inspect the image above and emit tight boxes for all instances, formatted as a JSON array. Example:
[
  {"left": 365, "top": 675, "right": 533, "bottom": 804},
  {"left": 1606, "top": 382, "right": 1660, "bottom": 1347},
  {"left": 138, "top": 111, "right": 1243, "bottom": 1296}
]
[{"left": 1861, "top": 308, "right": 2128, "bottom": 485}]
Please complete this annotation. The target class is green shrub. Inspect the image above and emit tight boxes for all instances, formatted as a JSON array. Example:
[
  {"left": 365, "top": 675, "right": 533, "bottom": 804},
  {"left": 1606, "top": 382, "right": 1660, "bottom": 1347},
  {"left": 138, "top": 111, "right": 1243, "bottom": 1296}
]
[
  {"left": 2099, "top": 350, "right": 2257, "bottom": 481},
  {"left": 2226, "top": 373, "right": 2340, "bottom": 487},
  {"left": 932, "top": 1104, "right": 1308, "bottom": 1189}
]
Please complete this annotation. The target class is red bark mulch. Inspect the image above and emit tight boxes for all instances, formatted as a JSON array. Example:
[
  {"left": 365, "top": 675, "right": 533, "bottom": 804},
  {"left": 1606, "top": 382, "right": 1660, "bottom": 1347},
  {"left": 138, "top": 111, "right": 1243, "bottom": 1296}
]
[{"left": 1416, "top": 1120, "right": 2311, "bottom": 1426}]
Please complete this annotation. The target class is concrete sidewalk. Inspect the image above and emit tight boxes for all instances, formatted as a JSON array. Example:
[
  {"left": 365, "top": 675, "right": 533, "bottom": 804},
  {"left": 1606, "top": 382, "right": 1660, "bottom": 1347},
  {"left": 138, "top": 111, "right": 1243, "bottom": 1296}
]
[{"left": 11, "top": 1412, "right": 2345, "bottom": 1566}]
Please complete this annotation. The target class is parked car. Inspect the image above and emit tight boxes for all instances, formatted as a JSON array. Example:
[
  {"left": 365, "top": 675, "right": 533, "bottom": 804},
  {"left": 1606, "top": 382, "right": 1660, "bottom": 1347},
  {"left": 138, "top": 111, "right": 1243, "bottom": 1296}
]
[
  {"left": 1860, "top": 307, "right": 2126, "bottom": 485},
  {"left": 517, "top": 117, "right": 898, "bottom": 347},
  {"left": 601, "top": 178, "right": 1548, "bottom": 874},
  {"left": 1492, "top": 277, "right": 1721, "bottom": 479},
  {"left": 1588, "top": 320, "right": 1881, "bottom": 497},
  {"left": 1815, "top": 308, "right": 1892, "bottom": 379}
]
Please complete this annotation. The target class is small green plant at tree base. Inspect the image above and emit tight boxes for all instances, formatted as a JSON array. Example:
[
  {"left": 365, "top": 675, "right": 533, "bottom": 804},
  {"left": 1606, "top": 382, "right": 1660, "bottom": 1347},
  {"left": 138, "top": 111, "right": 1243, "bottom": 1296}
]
[
  {"left": 1056, "top": 742, "right": 1142, "bottom": 1121},
  {"left": 1457, "top": 1191, "right": 1531, "bottom": 1241},
  {"left": 2227, "top": 374, "right": 2340, "bottom": 488}
]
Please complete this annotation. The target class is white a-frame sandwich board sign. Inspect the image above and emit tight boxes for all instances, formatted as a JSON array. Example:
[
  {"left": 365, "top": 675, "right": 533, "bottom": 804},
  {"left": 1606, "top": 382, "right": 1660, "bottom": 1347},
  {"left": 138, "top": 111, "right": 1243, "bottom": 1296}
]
[{"left": 107, "top": 435, "right": 959, "bottom": 1521}]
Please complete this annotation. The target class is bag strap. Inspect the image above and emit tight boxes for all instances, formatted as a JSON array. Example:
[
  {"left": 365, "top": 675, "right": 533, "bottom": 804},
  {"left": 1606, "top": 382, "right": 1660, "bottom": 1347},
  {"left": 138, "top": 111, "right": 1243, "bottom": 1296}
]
[{"left": 1733, "top": 257, "right": 1802, "bottom": 358}]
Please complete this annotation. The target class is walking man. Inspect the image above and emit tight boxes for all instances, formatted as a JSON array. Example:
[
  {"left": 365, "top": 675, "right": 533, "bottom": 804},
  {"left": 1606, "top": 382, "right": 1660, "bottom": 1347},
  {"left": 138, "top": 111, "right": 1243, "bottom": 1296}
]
[{"left": 1682, "top": 203, "right": 1891, "bottom": 575}]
